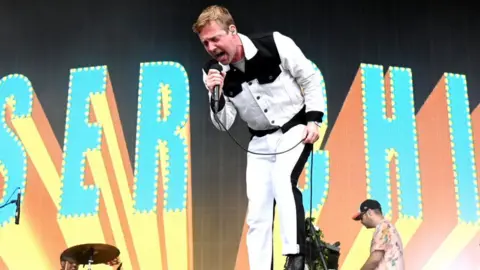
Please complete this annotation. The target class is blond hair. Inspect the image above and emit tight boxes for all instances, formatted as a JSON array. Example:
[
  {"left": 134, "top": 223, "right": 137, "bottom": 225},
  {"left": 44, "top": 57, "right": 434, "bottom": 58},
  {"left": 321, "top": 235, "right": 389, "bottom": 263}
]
[{"left": 192, "top": 5, "right": 235, "bottom": 34}]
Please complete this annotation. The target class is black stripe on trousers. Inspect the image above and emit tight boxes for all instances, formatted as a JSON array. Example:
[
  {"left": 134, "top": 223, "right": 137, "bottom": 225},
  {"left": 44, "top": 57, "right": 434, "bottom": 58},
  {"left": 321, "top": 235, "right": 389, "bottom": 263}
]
[
  {"left": 270, "top": 143, "right": 313, "bottom": 268},
  {"left": 290, "top": 143, "right": 313, "bottom": 255}
]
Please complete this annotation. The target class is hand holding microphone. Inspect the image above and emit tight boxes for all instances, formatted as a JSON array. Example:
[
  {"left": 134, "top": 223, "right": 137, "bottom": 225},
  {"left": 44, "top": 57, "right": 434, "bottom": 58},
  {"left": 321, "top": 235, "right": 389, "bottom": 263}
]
[{"left": 206, "top": 63, "right": 225, "bottom": 113}]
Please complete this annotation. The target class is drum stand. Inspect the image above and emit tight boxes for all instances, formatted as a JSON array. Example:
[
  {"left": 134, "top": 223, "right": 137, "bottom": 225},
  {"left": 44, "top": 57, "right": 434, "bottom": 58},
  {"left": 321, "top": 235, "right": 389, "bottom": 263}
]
[
  {"left": 86, "top": 248, "right": 94, "bottom": 270},
  {"left": 306, "top": 218, "right": 329, "bottom": 270}
]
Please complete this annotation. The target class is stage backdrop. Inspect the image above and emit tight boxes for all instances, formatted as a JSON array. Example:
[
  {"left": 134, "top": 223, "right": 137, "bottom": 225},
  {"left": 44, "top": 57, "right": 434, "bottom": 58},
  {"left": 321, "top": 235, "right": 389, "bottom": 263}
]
[{"left": 0, "top": 1, "right": 479, "bottom": 270}]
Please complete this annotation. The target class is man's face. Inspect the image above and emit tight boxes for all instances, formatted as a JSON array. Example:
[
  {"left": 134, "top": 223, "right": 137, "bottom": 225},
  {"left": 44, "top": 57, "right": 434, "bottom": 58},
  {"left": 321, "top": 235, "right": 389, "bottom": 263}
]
[
  {"left": 360, "top": 210, "right": 375, "bottom": 229},
  {"left": 199, "top": 21, "right": 237, "bottom": 65}
]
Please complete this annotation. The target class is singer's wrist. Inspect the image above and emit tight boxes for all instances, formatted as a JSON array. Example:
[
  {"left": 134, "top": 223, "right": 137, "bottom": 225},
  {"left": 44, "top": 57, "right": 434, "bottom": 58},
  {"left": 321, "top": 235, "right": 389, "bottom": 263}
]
[{"left": 210, "top": 94, "right": 226, "bottom": 112}]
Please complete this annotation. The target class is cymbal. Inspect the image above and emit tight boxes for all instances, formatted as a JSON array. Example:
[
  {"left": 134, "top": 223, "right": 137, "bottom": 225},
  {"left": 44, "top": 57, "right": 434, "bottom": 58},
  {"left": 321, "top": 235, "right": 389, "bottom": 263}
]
[{"left": 61, "top": 243, "right": 120, "bottom": 265}]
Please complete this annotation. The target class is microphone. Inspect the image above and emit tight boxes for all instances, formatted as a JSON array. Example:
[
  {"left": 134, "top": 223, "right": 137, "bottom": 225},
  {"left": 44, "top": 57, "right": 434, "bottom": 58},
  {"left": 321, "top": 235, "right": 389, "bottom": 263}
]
[
  {"left": 14, "top": 191, "right": 21, "bottom": 225},
  {"left": 210, "top": 63, "right": 223, "bottom": 113}
]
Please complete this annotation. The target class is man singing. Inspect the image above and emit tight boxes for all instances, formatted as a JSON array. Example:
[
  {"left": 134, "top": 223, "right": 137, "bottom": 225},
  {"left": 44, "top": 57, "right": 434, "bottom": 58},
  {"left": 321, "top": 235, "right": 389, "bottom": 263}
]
[
  {"left": 352, "top": 199, "right": 405, "bottom": 270},
  {"left": 192, "top": 5, "right": 326, "bottom": 270}
]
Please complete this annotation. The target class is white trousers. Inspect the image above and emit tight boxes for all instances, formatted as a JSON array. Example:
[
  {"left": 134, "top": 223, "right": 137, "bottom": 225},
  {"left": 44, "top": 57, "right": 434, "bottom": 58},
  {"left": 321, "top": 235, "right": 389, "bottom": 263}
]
[{"left": 246, "top": 124, "right": 312, "bottom": 270}]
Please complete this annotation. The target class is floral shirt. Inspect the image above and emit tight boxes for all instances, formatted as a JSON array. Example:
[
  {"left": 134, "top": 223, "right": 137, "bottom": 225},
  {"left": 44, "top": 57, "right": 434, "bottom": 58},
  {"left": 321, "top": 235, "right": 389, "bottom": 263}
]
[{"left": 370, "top": 220, "right": 405, "bottom": 269}]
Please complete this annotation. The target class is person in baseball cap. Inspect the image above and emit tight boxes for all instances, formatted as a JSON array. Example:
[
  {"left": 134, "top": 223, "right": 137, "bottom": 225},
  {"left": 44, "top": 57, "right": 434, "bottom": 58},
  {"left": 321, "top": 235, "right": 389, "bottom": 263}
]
[
  {"left": 352, "top": 199, "right": 405, "bottom": 269},
  {"left": 351, "top": 199, "right": 382, "bottom": 228}
]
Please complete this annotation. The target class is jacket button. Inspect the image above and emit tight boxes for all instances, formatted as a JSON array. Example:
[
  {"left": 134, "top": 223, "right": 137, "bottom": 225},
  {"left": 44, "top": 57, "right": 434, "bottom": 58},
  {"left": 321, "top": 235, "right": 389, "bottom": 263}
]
[
  {"left": 271, "top": 120, "right": 275, "bottom": 124},
  {"left": 229, "top": 91, "right": 233, "bottom": 95},
  {"left": 269, "top": 75, "right": 273, "bottom": 80},
  {"left": 256, "top": 96, "right": 260, "bottom": 100},
  {"left": 264, "top": 109, "right": 268, "bottom": 113}
]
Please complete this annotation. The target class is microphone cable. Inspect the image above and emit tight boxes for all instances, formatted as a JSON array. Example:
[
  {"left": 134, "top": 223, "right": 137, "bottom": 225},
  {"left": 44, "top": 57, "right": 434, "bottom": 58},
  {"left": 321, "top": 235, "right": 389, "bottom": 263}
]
[{"left": 211, "top": 110, "right": 307, "bottom": 156}]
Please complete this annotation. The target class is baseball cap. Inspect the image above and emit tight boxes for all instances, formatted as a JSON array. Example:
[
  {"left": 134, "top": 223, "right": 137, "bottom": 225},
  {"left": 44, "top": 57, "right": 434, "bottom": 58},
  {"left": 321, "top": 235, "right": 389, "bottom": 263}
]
[{"left": 352, "top": 199, "right": 382, "bottom": 221}]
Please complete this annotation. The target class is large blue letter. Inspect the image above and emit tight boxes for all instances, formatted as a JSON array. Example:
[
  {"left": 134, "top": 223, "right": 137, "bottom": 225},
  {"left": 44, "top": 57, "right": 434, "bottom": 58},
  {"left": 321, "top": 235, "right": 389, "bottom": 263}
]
[
  {"left": 0, "top": 74, "right": 31, "bottom": 225},
  {"left": 134, "top": 62, "right": 190, "bottom": 213},
  {"left": 362, "top": 64, "right": 422, "bottom": 219},
  {"left": 59, "top": 67, "right": 106, "bottom": 217},
  {"left": 445, "top": 73, "right": 479, "bottom": 223}
]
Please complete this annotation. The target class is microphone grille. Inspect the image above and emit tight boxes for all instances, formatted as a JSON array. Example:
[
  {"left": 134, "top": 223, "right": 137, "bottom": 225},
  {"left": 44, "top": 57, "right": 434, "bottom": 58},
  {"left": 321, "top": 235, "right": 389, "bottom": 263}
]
[{"left": 210, "top": 63, "right": 222, "bottom": 72}]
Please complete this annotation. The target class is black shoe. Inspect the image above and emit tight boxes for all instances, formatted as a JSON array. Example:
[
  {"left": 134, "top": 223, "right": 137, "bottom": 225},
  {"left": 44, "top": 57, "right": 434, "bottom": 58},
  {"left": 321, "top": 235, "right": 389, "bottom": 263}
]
[{"left": 284, "top": 254, "right": 305, "bottom": 270}]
